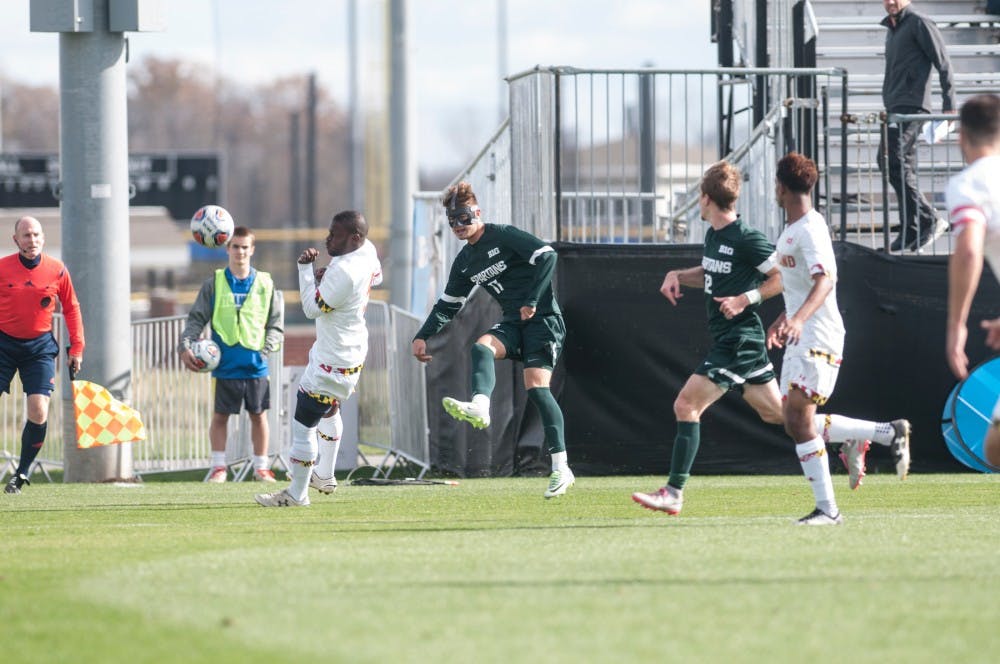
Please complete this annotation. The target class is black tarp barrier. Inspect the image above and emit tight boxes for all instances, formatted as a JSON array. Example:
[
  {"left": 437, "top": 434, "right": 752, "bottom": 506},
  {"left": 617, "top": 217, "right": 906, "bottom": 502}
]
[
  {"left": 422, "top": 288, "right": 551, "bottom": 477},
  {"left": 425, "top": 241, "right": 998, "bottom": 476},
  {"left": 557, "top": 241, "right": 995, "bottom": 475}
]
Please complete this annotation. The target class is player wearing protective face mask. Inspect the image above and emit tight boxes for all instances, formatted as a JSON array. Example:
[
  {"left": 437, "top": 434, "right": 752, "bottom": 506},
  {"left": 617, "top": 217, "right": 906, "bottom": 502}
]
[{"left": 411, "top": 181, "right": 573, "bottom": 498}]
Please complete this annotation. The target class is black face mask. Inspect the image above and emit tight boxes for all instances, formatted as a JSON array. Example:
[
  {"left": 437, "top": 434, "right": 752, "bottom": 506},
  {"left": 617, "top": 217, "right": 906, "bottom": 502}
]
[{"left": 447, "top": 206, "right": 477, "bottom": 227}]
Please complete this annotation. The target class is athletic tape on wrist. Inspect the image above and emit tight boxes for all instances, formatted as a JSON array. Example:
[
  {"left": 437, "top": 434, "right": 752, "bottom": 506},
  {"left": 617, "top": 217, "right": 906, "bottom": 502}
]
[{"left": 743, "top": 289, "right": 762, "bottom": 305}]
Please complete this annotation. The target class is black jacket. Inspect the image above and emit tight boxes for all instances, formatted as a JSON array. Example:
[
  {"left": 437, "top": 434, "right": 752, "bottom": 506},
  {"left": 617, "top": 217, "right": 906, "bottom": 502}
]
[{"left": 881, "top": 6, "right": 955, "bottom": 113}]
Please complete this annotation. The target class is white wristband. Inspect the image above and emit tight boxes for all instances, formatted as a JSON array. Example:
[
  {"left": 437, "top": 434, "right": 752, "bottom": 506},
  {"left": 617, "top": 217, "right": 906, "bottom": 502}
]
[{"left": 743, "top": 289, "right": 762, "bottom": 305}]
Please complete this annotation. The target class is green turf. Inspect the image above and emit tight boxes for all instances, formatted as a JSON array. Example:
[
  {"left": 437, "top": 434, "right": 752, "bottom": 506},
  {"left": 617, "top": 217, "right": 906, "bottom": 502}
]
[{"left": 1, "top": 474, "right": 998, "bottom": 663}]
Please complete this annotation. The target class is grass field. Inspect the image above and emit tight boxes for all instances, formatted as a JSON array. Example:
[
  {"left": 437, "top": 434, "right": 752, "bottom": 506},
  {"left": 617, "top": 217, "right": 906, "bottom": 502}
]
[{"left": 2, "top": 474, "right": 998, "bottom": 663}]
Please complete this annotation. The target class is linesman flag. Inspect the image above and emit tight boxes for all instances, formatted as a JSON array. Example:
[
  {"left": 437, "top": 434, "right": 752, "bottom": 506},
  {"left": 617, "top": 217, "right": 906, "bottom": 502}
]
[{"left": 72, "top": 380, "right": 147, "bottom": 449}]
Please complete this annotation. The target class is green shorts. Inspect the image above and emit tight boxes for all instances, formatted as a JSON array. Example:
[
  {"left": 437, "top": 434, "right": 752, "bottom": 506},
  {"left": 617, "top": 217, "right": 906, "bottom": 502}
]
[
  {"left": 695, "top": 324, "right": 775, "bottom": 393},
  {"left": 487, "top": 313, "right": 566, "bottom": 370}
]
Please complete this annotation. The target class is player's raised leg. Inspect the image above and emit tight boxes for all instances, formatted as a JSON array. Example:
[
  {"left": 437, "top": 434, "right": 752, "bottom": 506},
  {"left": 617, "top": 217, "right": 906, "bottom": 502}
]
[
  {"left": 442, "top": 339, "right": 498, "bottom": 429},
  {"left": 814, "top": 414, "right": 912, "bottom": 487}
]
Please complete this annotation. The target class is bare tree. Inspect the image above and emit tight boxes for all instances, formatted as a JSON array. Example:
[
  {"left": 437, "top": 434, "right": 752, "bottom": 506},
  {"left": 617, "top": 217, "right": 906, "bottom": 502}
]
[{"left": 0, "top": 80, "right": 59, "bottom": 152}]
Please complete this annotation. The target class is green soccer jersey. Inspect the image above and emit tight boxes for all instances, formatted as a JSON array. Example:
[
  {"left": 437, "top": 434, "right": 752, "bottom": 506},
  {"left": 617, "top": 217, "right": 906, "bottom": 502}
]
[
  {"left": 702, "top": 217, "right": 777, "bottom": 339},
  {"left": 414, "top": 224, "right": 561, "bottom": 340}
]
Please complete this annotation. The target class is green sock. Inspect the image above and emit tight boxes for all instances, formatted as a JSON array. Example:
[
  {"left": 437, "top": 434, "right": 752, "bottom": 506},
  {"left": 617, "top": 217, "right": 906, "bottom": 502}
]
[
  {"left": 527, "top": 387, "right": 565, "bottom": 454},
  {"left": 667, "top": 421, "right": 700, "bottom": 491},
  {"left": 470, "top": 343, "right": 496, "bottom": 397}
]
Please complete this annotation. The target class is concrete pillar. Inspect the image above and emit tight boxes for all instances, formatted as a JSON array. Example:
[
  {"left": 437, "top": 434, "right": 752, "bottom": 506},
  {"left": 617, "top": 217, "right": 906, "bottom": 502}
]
[{"left": 56, "top": 0, "right": 134, "bottom": 481}]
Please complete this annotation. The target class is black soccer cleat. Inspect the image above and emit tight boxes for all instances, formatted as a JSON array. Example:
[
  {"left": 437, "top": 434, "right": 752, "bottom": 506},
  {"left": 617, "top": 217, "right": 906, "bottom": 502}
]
[{"left": 4, "top": 473, "right": 30, "bottom": 494}]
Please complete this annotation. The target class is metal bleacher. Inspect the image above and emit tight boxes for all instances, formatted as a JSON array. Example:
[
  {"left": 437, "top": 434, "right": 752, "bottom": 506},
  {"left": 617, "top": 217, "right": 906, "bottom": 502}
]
[{"left": 811, "top": 0, "right": 1000, "bottom": 253}]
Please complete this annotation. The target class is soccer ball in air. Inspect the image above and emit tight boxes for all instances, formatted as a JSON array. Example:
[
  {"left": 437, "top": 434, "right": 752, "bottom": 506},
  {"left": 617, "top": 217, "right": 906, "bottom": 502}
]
[
  {"left": 190, "top": 205, "right": 235, "bottom": 248},
  {"left": 190, "top": 339, "right": 221, "bottom": 373}
]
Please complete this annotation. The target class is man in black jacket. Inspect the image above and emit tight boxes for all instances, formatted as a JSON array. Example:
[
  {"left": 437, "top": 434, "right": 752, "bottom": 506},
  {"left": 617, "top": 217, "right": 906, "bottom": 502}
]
[{"left": 879, "top": 0, "right": 955, "bottom": 252}]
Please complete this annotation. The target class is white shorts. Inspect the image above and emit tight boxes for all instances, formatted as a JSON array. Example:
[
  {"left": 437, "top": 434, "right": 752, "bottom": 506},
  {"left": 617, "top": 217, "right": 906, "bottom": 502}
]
[
  {"left": 780, "top": 350, "right": 841, "bottom": 406},
  {"left": 298, "top": 361, "right": 361, "bottom": 406}
]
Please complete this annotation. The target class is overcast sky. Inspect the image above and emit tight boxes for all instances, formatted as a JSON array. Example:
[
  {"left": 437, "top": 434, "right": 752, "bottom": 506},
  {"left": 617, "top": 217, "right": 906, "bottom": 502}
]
[{"left": 0, "top": 0, "right": 717, "bottom": 172}]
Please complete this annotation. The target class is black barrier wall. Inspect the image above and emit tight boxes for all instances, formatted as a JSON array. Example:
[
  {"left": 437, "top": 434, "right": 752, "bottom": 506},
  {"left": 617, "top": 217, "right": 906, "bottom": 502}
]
[
  {"left": 425, "top": 241, "right": 997, "bottom": 476},
  {"left": 556, "top": 241, "right": 993, "bottom": 475}
]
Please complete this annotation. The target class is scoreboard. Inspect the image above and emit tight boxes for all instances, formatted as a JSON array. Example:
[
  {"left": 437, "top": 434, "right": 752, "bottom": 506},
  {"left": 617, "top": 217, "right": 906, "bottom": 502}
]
[{"left": 0, "top": 152, "right": 221, "bottom": 220}]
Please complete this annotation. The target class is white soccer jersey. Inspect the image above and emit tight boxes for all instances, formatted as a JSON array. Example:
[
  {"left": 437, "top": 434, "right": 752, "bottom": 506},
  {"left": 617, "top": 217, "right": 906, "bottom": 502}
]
[
  {"left": 947, "top": 155, "right": 1000, "bottom": 277},
  {"left": 298, "top": 239, "right": 383, "bottom": 371},
  {"left": 775, "top": 208, "right": 845, "bottom": 356}
]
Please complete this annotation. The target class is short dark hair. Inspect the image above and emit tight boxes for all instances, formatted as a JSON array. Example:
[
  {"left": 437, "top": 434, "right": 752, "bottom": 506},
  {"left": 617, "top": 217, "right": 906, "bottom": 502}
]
[
  {"left": 960, "top": 94, "right": 1000, "bottom": 148},
  {"left": 332, "top": 210, "right": 368, "bottom": 238},
  {"left": 231, "top": 226, "right": 254, "bottom": 245},
  {"left": 776, "top": 152, "right": 818, "bottom": 194},
  {"left": 700, "top": 161, "right": 741, "bottom": 211}
]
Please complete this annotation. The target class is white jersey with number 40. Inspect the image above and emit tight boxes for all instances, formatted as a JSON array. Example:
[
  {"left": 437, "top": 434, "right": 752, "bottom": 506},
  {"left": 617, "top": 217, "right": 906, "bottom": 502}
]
[{"left": 775, "top": 209, "right": 845, "bottom": 357}]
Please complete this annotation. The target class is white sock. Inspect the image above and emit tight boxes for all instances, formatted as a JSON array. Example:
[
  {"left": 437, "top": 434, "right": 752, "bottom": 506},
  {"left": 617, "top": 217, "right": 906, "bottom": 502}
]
[
  {"left": 211, "top": 451, "right": 226, "bottom": 468},
  {"left": 795, "top": 437, "right": 837, "bottom": 516},
  {"left": 287, "top": 420, "right": 317, "bottom": 501},
  {"left": 288, "top": 461, "right": 311, "bottom": 501},
  {"left": 813, "top": 414, "right": 876, "bottom": 443},
  {"left": 314, "top": 412, "right": 343, "bottom": 479},
  {"left": 471, "top": 393, "right": 490, "bottom": 410},
  {"left": 869, "top": 422, "right": 899, "bottom": 446},
  {"left": 253, "top": 455, "right": 268, "bottom": 471},
  {"left": 550, "top": 450, "right": 568, "bottom": 472}
]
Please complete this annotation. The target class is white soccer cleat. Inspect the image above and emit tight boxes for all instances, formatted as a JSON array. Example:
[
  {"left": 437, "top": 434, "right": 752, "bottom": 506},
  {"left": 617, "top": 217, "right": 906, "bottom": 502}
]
[
  {"left": 442, "top": 396, "right": 491, "bottom": 429},
  {"left": 795, "top": 508, "right": 843, "bottom": 526},
  {"left": 254, "top": 489, "right": 310, "bottom": 508},
  {"left": 543, "top": 467, "right": 575, "bottom": 499},
  {"left": 890, "top": 419, "right": 912, "bottom": 480},
  {"left": 838, "top": 440, "right": 870, "bottom": 490},
  {"left": 310, "top": 472, "right": 338, "bottom": 495},
  {"left": 631, "top": 485, "right": 683, "bottom": 515}
]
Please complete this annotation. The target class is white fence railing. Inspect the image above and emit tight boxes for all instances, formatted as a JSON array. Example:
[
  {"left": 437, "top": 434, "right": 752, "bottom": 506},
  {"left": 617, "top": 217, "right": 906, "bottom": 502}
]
[
  {"left": 1, "top": 295, "right": 432, "bottom": 482},
  {"left": 357, "top": 301, "right": 429, "bottom": 477},
  {"left": 128, "top": 312, "right": 285, "bottom": 478}
]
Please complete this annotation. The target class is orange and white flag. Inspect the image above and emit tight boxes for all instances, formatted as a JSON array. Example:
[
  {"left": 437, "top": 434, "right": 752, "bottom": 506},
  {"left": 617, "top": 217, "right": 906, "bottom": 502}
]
[{"left": 72, "top": 380, "right": 147, "bottom": 449}]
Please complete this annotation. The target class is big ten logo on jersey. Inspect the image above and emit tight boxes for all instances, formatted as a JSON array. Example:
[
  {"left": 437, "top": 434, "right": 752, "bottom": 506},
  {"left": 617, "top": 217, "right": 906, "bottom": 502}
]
[
  {"left": 718, "top": 244, "right": 734, "bottom": 255},
  {"left": 487, "top": 247, "right": 500, "bottom": 258},
  {"left": 779, "top": 254, "right": 797, "bottom": 268}
]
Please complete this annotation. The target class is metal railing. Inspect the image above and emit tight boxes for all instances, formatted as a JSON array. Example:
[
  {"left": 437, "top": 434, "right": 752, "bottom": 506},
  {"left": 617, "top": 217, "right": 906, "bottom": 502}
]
[
  {"left": 2, "top": 307, "right": 285, "bottom": 481},
  {"left": 357, "top": 301, "right": 429, "bottom": 477},
  {"left": 507, "top": 65, "right": 848, "bottom": 245},
  {"left": 1, "top": 297, "right": 433, "bottom": 482},
  {"left": 410, "top": 66, "right": 850, "bottom": 323},
  {"left": 837, "top": 111, "right": 962, "bottom": 255},
  {"left": 412, "top": 120, "right": 511, "bottom": 318},
  {"left": 129, "top": 312, "right": 285, "bottom": 477}
]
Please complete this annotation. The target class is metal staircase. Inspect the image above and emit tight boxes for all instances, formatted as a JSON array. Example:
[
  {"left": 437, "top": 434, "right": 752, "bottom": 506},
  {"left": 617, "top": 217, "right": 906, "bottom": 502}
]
[{"left": 811, "top": 0, "right": 1000, "bottom": 251}]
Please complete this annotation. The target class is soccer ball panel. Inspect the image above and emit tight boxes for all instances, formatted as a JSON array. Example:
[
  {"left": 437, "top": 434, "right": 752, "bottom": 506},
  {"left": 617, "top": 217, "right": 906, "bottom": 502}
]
[{"left": 190, "top": 205, "right": 235, "bottom": 248}]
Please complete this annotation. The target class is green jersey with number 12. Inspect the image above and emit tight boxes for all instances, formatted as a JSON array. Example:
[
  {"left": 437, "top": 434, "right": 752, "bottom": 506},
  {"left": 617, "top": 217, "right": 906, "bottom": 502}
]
[{"left": 702, "top": 217, "right": 777, "bottom": 340}]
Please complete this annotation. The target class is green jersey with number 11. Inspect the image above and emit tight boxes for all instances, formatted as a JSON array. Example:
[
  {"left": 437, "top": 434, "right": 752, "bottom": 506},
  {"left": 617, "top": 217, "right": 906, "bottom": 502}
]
[
  {"left": 414, "top": 224, "right": 560, "bottom": 340},
  {"left": 702, "top": 217, "right": 777, "bottom": 340}
]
